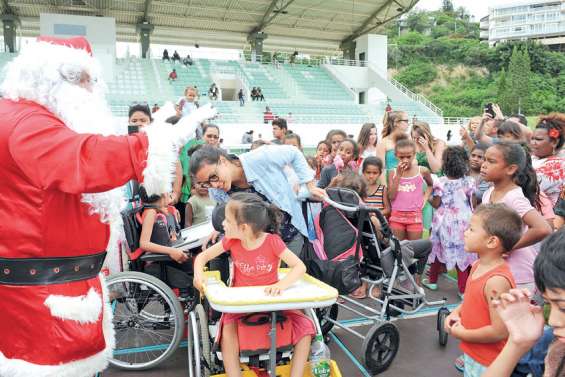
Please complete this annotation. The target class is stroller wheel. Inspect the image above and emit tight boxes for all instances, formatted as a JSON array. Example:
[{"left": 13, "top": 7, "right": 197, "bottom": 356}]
[
  {"left": 437, "top": 307, "right": 450, "bottom": 347},
  {"left": 315, "top": 303, "right": 339, "bottom": 336},
  {"left": 363, "top": 322, "right": 400, "bottom": 374}
]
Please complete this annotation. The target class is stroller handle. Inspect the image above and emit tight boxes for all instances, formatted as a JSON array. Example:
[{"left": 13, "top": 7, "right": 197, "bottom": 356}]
[{"left": 322, "top": 196, "right": 359, "bottom": 212}]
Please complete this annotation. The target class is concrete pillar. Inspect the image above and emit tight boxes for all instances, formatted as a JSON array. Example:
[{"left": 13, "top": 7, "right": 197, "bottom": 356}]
[
  {"left": 2, "top": 15, "right": 19, "bottom": 53},
  {"left": 247, "top": 31, "right": 268, "bottom": 61},
  {"left": 341, "top": 40, "right": 356, "bottom": 61},
  {"left": 136, "top": 22, "right": 154, "bottom": 58}
]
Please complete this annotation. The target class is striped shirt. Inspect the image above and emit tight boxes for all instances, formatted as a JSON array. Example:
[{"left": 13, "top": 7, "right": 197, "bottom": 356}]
[{"left": 366, "top": 185, "right": 385, "bottom": 211}]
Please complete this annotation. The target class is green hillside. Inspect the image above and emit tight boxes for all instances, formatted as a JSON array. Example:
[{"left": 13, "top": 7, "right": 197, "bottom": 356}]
[{"left": 385, "top": 3, "right": 565, "bottom": 118}]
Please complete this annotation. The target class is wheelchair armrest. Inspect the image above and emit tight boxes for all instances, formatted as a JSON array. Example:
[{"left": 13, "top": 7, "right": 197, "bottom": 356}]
[{"left": 139, "top": 252, "right": 173, "bottom": 263}]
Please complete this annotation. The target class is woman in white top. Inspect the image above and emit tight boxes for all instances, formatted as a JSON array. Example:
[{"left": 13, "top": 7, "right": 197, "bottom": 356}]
[{"left": 357, "top": 122, "right": 378, "bottom": 161}]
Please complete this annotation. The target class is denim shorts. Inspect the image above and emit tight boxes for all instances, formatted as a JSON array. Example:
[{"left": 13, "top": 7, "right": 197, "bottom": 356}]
[{"left": 464, "top": 354, "right": 487, "bottom": 377}]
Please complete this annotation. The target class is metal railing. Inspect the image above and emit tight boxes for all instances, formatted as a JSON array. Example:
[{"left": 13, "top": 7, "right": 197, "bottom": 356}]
[
  {"left": 322, "top": 57, "right": 443, "bottom": 118},
  {"left": 387, "top": 76, "right": 443, "bottom": 117}
]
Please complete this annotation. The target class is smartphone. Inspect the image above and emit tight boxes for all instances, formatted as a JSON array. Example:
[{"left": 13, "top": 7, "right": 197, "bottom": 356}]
[
  {"left": 128, "top": 124, "right": 139, "bottom": 134},
  {"left": 484, "top": 103, "right": 495, "bottom": 118}
]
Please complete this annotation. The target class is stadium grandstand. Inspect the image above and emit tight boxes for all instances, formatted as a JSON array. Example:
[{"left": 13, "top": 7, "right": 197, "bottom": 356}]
[
  {"left": 0, "top": 0, "right": 453, "bottom": 148},
  {"left": 0, "top": 3, "right": 475, "bottom": 376}
]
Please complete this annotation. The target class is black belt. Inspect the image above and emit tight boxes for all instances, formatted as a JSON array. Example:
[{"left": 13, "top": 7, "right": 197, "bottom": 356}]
[{"left": 0, "top": 252, "right": 106, "bottom": 286}]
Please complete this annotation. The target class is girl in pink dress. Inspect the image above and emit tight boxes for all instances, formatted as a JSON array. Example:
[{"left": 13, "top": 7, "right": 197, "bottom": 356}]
[{"left": 193, "top": 192, "right": 315, "bottom": 377}]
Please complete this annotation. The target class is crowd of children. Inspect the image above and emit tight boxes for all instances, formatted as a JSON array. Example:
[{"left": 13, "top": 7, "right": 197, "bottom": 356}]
[{"left": 131, "top": 100, "right": 565, "bottom": 377}]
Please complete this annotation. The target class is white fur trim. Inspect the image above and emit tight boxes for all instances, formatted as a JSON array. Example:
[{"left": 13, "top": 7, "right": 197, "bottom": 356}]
[
  {"left": 44, "top": 288, "right": 102, "bottom": 323},
  {"left": 0, "top": 275, "right": 115, "bottom": 377},
  {"left": 142, "top": 123, "right": 179, "bottom": 197}
]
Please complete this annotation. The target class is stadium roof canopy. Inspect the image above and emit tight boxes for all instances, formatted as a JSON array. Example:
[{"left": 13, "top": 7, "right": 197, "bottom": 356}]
[{"left": 1, "top": 0, "right": 418, "bottom": 55}]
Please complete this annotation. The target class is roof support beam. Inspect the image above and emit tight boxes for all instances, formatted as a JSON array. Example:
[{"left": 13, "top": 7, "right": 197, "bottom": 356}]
[
  {"left": 342, "top": 0, "right": 395, "bottom": 44},
  {"left": 142, "top": 0, "right": 152, "bottom": 21},
  {"left": 355, "top": 0, "right": 417, "bottom": 37},
  {"left": 1, "top": 0, "right": 14, "bottom": 15},
  {"left": 251, "top": 0, "right": 296, "bottom": 34}
]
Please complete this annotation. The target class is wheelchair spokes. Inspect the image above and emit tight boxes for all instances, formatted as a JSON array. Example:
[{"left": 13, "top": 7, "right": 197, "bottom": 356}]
[{"left": 107, "top": 272, "right": 185, "bottom": 371}]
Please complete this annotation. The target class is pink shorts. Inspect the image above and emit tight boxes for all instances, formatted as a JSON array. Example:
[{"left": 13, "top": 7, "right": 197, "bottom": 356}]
[{"left": 389, "top": 210, "right": 423, "bottom": 233}]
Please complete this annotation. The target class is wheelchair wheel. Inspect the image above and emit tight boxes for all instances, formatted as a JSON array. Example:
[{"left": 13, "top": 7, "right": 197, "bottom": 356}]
[
  {"left": 315, "top": 303, "right": 339, "bottom": 335},
  {"left": 189, "top": 304, "right": 211, "bottom": 377},
  {"left": 362, "top": 322, "right": 400, "bottom": 374},
  {"left": 437, "top": 307, "right": 450, "bottom": 346},
  {"left": 106, "top": 271, "right": 184, "bottom": 370}
]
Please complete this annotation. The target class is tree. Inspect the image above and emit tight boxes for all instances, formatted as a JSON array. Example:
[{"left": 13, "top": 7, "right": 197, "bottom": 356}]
[
  {"left": 497, "top": 68, "right": 509, "bottom": 113},
  {"left": 506, "top": 46, "right": 531, "bottom": 114}
]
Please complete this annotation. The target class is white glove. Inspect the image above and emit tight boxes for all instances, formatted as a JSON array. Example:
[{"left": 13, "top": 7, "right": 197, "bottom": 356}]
[{"left": 173, "top": 103, "right": 217, "bottom": 149}]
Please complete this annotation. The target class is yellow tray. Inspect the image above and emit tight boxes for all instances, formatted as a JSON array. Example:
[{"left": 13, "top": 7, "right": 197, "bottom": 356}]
[
  {"left": 203, "top": 269, "right": 338, "bottom": 314},
  {"left": 211, "top": 360, "right": 342, "bottom": 377}
]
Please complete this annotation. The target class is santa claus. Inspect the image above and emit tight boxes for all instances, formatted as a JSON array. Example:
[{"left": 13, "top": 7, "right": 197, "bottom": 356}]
[{"left": 0, "top": 36, "right": 215, "bottom": 377}]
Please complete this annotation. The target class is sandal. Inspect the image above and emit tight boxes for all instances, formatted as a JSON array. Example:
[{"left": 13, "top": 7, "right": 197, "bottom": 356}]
[
  {"left": 349, "top": 285, "right": 367, "bottom": 299},
  {"left": 422, "top": 278, "right": 438, "bottom": 291},
  {"left": 454, "top": 355, "right": 464, "bottom": 373}
]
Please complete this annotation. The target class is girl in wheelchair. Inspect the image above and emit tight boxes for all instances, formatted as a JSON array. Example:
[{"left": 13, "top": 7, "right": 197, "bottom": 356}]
[
  {"left": 139, "top": 186, "right": 188, "bottom": 264},
  {"left": 193, "top": 192, "right": 315, "bottom": 377}
]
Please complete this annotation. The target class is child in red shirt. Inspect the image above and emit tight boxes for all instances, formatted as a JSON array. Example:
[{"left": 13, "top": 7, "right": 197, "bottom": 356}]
[
  {"left": 445, "top": 204, "right": 521, "bottom": 376},
  {"left": 194, "top": 192, "right": 315, "bottom": 377}
]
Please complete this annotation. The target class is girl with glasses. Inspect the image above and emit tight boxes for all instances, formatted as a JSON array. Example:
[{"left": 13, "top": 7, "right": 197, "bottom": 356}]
[{"left": 189, "top": 145, "right": 325, "bottom": 257}]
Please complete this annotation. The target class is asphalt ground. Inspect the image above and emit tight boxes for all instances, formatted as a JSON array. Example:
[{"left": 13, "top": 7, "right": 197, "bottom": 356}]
[{"left": 103, "top": 273, "right": 464, "bottom": 377}]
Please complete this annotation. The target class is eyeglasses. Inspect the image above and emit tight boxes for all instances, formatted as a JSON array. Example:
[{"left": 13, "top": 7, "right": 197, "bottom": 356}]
[
  {"left": 397, "top": 119, "right": 410, "bottom": 123},
  {"left": 195, "top": 164, "right": 220, "bottom": 188}
]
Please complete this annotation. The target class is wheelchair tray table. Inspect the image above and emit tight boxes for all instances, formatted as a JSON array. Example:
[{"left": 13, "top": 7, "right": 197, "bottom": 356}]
[
  {"left": 203, "top": 269, "right": 338, "bottom": 314},
  {"left": 172, "top": 221, "right": 214, "bottom": 250}
]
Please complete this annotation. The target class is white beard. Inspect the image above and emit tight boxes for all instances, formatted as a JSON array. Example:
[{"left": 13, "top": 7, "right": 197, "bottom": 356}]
[{"left": 48, "top": 81, "right": 127, "bottom": 273}]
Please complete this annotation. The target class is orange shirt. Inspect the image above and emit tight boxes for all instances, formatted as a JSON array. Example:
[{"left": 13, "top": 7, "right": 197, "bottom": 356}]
[{"left": 460, "top": 261, "right": 516, "bottom": 366}]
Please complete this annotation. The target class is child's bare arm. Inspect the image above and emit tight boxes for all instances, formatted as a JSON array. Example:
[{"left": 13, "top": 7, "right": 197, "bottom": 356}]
[
  {"left": 430, "top": 195, "right": 442, "bottom": 209},
  {"left": 387, "top": 169, "right": 401, "bottom": 200},
  {"left": 451, "top": 275, "right": 512, "bottom": 343},
  {"left": 193, "top": 241, "right": 226, "bottom": 292},
  {"left": 264, "top": 249, "right": 306, "bottom": 295},
  {"left": 513, "top": 209, "right": 552, "bottom": 250},
  {"left": 185, "top": 202, "right": 194, "bottom": 228},
  {"left": 422, "top": 167, "right": 434, "bottom": 188},
  {"left": 382, "top": 186, "right": 391, "bottom": 217},
  {"left": 139, "top": 210, "right": 188, "bottom": 263}
]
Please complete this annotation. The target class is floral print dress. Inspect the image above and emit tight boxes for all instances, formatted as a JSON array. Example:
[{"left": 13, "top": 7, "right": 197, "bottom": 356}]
[{"left": 429, "top": 176, "right": 477, "bottom": 271}]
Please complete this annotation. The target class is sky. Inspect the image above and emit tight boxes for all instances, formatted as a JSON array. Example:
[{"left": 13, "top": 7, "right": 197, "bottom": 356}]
[{"left": 414, "top": 0, "right": 520, "bottom": 20}]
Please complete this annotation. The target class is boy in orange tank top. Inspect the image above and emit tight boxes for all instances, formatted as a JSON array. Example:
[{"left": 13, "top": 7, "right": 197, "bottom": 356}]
[{"left": 445, "top": 203, "right": 522, "bottom": 376}]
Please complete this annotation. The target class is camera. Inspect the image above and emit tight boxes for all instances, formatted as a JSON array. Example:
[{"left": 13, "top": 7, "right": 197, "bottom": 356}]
[
  {"left": 128, "top": 124, "right": 139, "bottom": 135},
  {"left": 484, "top": 103, "right": 495, "bottom": 118}
]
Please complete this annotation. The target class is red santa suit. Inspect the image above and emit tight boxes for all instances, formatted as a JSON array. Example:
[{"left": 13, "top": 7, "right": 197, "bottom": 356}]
[{"left": 0, "top": 37, "right": 215, "bottom": 377}]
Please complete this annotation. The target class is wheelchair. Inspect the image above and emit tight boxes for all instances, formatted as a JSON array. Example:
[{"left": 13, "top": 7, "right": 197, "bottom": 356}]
[
  {"left": 306, "top": 188, "right": 450, "bottom": 374},
  {"left": 106, "top": 205, "right": 213, "bottom": 371},
  {"left": 187, "top": 270, "right": 342, "bottom": 377}
]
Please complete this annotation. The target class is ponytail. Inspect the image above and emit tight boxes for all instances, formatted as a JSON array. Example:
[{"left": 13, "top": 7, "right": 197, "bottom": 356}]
[
  {"left": 229, "top": 193, "right": 282, "bottom": 235},
  {"left": 494, "top": 142, "right": 541, "bottom": 210},
  {"left": 265, "top": 203, "right": 282, "bottom": 234}
]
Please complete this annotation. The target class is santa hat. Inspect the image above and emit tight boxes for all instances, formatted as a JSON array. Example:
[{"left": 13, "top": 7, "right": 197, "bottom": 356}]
[
  {"left": 0, "top": 35, "right": 102, "bottom": 104},
  {"left": 36, "top": 35, "right": 93, "bottom": 56}
]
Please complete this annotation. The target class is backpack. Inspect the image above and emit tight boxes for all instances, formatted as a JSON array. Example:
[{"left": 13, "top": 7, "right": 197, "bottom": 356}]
[{"left": 302, "top": 188, "right": 363, "bottom": 294}]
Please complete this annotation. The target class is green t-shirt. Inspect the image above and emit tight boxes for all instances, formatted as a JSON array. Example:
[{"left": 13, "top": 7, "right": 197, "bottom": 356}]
[{"left": 179, "top": 139, "right": 204, "bottom": 203}]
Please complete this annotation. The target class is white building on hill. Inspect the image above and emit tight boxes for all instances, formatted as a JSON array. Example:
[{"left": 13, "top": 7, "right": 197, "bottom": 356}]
[{"left": 480, "top": 0, "right": 565, "bottom": 50}]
